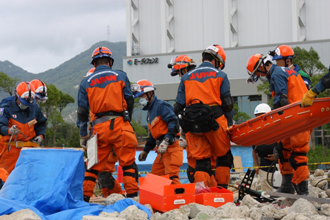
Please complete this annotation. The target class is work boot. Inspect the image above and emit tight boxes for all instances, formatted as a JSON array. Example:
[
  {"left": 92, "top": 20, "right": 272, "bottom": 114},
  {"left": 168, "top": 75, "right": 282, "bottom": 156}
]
[
  {"left": 276, "top": 174, "right": 295, "bottom": 194},
  {"left": 296, "top": 180, "right": 309, "bottom": 195}
]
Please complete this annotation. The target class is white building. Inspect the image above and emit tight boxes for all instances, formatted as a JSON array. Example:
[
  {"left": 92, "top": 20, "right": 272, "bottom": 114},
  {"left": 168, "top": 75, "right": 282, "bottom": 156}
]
[{"left": 123, "top": 0, "right": 330, "bottom": 130}]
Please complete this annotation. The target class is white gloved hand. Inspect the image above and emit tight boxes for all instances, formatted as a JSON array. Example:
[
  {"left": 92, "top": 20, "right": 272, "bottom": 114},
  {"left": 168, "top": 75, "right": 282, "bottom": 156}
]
[
  {"left": 32, "top": 136, "right": 43, "bottom": 144},
  {"left": 179, "top": 136, "right": 187, "bottom": 149},
  {"left": 158, "top": 140, "right": 169, "bottom": 154},
  {"left": 80, "top": 135, "right": 90, "bottom": 148},
  {"left": 9, "top": 125, "right": 19, "bottom": 135}
]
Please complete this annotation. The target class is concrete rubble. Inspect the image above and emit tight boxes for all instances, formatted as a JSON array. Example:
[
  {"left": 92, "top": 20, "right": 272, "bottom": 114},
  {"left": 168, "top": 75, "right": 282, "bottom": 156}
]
[{"left": 3, "top": 169, "right": 330, "bottom": 220}]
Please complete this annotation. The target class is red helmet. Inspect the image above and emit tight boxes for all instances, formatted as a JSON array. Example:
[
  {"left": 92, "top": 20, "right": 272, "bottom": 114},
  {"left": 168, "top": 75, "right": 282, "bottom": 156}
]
[
  {"left": 15, "top": 82, "right": 36, "bottom": 106},
  {"left": 169, "top": 55, "right": 196, "bottom": 76},
  {"left": 246, "top": 54, "right": 272, "bottom": 83},
  {"left": 202, "top": 44, "right": 226, "bottom": 70},
  {"left": 91, "top": 46, "right": 114, "bottom": 65},
  {"left": 84, "top": 68, "right": 95, "bottom": 78},
  {"left": 272, "top": 45, "right": 295, "bottom": 60},
  {"left": 131, "top": 79, "right": 155, "bottom": 98},
  {"left": 29, "top": 79, "right": 48, "bottom": 103}
]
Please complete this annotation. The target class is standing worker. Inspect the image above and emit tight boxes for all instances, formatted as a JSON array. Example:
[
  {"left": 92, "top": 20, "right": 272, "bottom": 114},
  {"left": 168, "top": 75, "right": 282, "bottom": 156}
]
[
  {"left": 78, "top": 46, "right": 138, "bottom": 202},
  {"left": 133, "top": 79, "right": 183, "bottom": 184},
  {"left": 78, "top": 68, "right": 124, "bottom": 199},
  {"left": 169, "top": 55, "right": 217, "bottom": 185},
  {"left": 252, "top": 103, "right": 277, "bottom": 192},
  {"left": 246, "top": 52, "right": 310, "bottom": 195},
  {"left": 0, "top": 82, "right": 47, "bottom": 174},
  {"left": 174, "top": 45, "right": 234, "bottom": 188}
]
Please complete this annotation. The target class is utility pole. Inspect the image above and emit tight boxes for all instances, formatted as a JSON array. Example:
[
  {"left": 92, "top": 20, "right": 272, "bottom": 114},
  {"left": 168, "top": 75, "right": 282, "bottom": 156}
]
[{"left": 107, "top": 25, "right": 110, "bottom": 42}]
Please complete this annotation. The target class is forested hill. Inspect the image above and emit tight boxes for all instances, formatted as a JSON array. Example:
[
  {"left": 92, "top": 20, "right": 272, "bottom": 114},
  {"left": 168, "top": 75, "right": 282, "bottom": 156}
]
[{"left": 0, "top": 41, "right": 126, "bottom": 122}]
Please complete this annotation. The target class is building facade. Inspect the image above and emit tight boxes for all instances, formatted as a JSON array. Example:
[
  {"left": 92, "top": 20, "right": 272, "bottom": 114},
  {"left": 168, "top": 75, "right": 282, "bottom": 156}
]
[{"left": 124, "top": 0, "right": 330, "bottom": 127}]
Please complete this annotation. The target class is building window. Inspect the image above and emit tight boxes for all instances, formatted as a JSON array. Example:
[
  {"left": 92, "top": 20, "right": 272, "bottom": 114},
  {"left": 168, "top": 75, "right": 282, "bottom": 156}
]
[{"left": 234, "top": 95, "right": 262, "bottom": 119}]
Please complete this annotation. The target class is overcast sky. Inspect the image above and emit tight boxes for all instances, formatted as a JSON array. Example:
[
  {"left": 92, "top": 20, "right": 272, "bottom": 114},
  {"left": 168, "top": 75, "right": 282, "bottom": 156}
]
[{"left": 0, "top": 0, "right": 126, "bottom": 73}]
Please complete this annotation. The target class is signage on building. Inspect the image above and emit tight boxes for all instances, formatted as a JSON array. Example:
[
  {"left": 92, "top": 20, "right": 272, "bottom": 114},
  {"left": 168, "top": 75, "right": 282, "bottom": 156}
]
[{"left": 127, "top": 57, "right": 159, "bottom": 65}]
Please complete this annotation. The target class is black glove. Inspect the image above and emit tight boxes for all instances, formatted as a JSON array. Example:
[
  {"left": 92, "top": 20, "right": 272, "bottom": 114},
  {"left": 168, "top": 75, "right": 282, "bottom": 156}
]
[{"left": 273, "top": 142, "right": 284, "bottom": 164}]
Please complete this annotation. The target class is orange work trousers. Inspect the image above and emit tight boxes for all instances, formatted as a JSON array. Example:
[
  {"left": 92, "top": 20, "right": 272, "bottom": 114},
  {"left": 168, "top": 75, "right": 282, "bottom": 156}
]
[
  {"left": 0, "top": 167, "right": 8, "bottom": 182},
  {"left": 83, "top": 117, "right": 138, "bottom": 197},
  {"left": 151, "top": 141, "right": 183, "bottom": 185},
  {"left": 101, "top": 150, "right": 124, "bottom": 197},
  {"left": 186, "top": 143, "right": 217, "bottom": 187},
  {"left": 186, "top": 115, "right": 231, "bottom": 187},
  {"left": 84, "top": 150, "right": 124, "bottom": 198},
  {"left": 0, "top": 142, "right": 22, "bottom": 174},
  {"left": 279, "top": 130, "right": 311, "bottom": 184}
]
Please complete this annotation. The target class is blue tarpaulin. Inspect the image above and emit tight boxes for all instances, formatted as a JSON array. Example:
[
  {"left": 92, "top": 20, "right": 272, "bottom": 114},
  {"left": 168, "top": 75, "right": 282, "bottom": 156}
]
[
  {"left": 231, "top": 146, "right": 253, "bottom": 172},
  {"left": 0, "top": 148, "right": 151, "bottom": 220}
]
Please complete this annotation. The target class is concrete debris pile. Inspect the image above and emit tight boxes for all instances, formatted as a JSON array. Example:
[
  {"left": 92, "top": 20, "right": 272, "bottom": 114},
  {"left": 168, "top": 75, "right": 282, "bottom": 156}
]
[
  {"left": 3, "top": 190, "right": 330, "bottom": 220},
  {"left": 3, "top": 169, "right": 330, "bottom": 220}
]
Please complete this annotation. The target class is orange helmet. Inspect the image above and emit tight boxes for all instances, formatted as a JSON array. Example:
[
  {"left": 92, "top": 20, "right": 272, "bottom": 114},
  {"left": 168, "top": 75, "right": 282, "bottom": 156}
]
[
  {"left": 15, "top": 82, "right": 36, "bottom": 106},
  {"left": 29, "top": 79, "right": 48, "bottom": 103},
  {"left": 84, "top": 68, "right": 95, "bottom": 78},
  {"left": 91, "top": 46, "right": 114, "bottom": 65},
  {"left": 169, "top": 55, "right": 196, "bottom": 76},
  {"left": 202, "top": 44, "right": 226, "bottom": 70},
  {"left": 246, "top": 54, "right": 272, "bottom": 83},
  {"left": 131, "top": 79, "right": 155, "bottom": 98},
  {"left": 272, "top": 45, "right": 295, "bottom": 60}
]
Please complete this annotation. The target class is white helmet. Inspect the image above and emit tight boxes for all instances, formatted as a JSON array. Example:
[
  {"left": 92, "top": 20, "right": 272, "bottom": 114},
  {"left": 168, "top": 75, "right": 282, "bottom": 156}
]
[{"left": 254, "top": 103, "right": 271, "bottom": 115}]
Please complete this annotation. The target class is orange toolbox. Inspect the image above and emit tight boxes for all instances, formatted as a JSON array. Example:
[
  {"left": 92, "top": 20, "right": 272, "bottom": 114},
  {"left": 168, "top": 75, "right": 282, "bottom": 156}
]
[
  {"left": 195, "top": 186, "right": 233, "bottom": 208},
  {"left": 139, "top": 174, "right": 195, "bottom": 212},
  {"left": 229, "top": 98, "right": 330, "bottom": 146}
]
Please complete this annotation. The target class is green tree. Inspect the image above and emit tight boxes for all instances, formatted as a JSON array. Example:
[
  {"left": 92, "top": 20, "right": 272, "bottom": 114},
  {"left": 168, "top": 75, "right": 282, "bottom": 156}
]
[
  {"left": 131, "top": 119, "right": 147, "bottom": 142},
  {"left": 58, "top": 91, "right": 75, "bottom": 113},
  {"left": 68, "top": 126, "right": 80, "bottom": 148},
  {"left": 0, "top": 71, "right": 20, "bottom": 96},
  {"left": 39, "top": 84, "right": 60, "bottom": 119},
  {"left": 293, "top": 47, "right": 327, "bottom": 77},
  {"left": 39, "top": 84, "right": 75, "bottom": 147},
  {"left": 233, "top": 103, "right": 251, "bottom": 124},
  {"left": 47, "top": 110, "right": 64, "bottom": 146}
]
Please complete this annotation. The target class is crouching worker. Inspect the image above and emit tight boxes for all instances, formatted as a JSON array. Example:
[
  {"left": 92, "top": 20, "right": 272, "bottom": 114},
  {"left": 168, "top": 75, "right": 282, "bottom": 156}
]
[
  {"left": 132, "top": 80, "right": 183, "bottom": 184},
  {"left": 0, "top": 82, "right": 47, "bottom": 174}
]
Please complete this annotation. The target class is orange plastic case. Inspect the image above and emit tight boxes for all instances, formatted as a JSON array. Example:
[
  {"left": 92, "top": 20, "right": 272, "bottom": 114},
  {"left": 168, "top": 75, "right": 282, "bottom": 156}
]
[
  {"left": 195, "top": 187, "right": 233, "bottom": 208},
  {"left": 229, "top": 98, "right": 330, "bottom": 146},
  {"left": 139, "top": 174, "right": 195, "bottom": 212}
]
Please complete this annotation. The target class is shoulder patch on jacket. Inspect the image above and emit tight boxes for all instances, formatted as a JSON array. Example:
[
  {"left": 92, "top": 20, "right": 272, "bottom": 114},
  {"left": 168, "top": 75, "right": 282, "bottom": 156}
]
[{"left": 0, "top": 108, "right": 3, "bottom": 116}]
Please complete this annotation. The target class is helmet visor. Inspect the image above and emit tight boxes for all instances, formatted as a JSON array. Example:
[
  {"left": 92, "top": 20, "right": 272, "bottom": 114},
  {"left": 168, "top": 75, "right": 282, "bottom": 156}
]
[{"left": 18, "top": 91, "right": 35, "bottom": 106}]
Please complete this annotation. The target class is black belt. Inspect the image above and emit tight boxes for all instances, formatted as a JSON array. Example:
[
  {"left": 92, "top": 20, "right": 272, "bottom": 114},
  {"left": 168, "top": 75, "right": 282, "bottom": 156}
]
[
  {"left": 90, "top": 116, "right": 113, "bottom": 127},
  {"left": 95, "top": 111, "right": 123, "bottom": 118},
  {"left": 210, "top": 105, "right": 224, "bottom": 118}
]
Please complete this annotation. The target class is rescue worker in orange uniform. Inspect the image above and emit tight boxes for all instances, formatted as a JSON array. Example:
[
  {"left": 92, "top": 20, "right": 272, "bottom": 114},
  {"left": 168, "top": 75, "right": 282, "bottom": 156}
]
[
  {"left": 174, "top": 45, "right": 234, "bottom": 188},
  {"left": 169, "top": 55, "right": 217, "bottom": 186},
  {"left": 78, "top": 46, "right": 138, "bottom": 201},
  {"left": 78, "top": 68, "right": 124, "bottom": 199},
  {"left": 133, "top": 80, "right": 183, "bottom": 184},
  {"left": 246, "top": 49, "right": 310, "bottom": 195},
  {"left": 0, "top": 82, "right": 47, "bottom": 174}
]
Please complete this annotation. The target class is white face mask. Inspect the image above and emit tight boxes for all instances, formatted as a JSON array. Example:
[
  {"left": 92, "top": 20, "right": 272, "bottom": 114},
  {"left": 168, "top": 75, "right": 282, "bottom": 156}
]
[
  {"left": 19, "top": 103, "right": 28, "bottom": 110},
  {"left": 139, "top": 97, "right": 148, "bottom": 107}
]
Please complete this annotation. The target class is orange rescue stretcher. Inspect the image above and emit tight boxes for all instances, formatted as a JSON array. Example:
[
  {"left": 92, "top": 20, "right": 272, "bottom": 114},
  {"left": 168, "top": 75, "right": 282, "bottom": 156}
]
[{"left": 229, "top": 98, "right": 330, "bottom": 146}]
